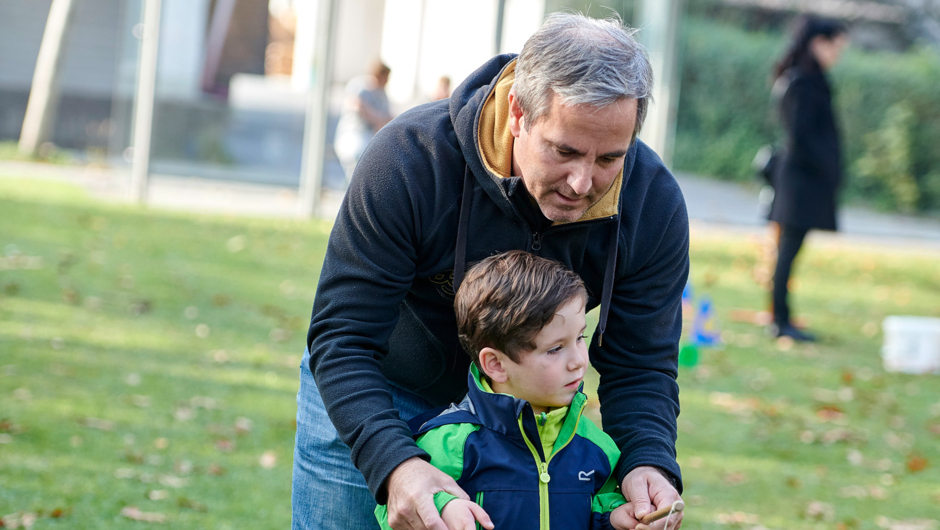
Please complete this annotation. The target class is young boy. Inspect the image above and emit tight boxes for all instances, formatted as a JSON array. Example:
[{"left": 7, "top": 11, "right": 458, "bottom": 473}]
[{"left": 376, "top": 250, "right": 637, "bottom": 530}]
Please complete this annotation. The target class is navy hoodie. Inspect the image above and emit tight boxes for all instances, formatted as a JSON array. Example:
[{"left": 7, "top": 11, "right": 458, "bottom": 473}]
[{"left": 307, "top": 54, "right": 690, "bottom": 502}]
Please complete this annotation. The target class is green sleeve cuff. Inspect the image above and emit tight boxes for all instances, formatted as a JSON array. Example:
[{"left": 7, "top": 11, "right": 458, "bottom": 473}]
[
  {"left": 433, "top": 491, "right": 460, "bottom": 514},
  {"left": 593, "top": 491, "right": 627, "bottom": 514}
]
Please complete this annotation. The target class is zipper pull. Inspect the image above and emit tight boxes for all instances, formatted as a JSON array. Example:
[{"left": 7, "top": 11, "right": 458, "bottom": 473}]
[
  {"left": 532, "top": 232, "right": 541, "bottom": 251},
  {"left": 539, "top": 462, "right": 550, "bottom": 483}
]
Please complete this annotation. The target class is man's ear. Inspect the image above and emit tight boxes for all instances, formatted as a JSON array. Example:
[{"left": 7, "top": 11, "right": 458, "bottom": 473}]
[
  {"left": 508, "top": 88, "right": 524, "bottom": 138},
  {"left": 479, "top": 347, "right": 509, "bottom": 384}
]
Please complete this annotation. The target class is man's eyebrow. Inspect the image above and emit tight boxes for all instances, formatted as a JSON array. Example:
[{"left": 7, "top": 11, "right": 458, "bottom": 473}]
[{"left": 549, "top": 140, "right": 628, "bottom": 159}]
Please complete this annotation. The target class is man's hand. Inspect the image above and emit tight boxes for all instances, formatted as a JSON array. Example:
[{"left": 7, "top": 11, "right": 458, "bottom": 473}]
[
  {"left": 440, "top": 499, "right": 494, "bottom": 530},
  {"left": 386, "top": 457, "right": 481, "bottom": 530},
  {"left": 620, "top": 466, "right": 683, "bottom": 530}
]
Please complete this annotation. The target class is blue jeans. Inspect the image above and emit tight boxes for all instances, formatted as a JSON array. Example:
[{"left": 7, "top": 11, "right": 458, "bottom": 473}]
[{"left": 291, "top": 349, "right": 434, "bottom": 530}]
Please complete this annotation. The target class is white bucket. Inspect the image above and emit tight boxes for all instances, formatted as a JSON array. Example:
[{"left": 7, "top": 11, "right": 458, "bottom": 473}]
[{"left": 882, "top": 316, "right": 940, "bottom": 374}]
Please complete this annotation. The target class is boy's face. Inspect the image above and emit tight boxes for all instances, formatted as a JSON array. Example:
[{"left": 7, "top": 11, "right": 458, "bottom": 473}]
[{"left": 499, "top": 296, "right": 588, "bottom": 414}]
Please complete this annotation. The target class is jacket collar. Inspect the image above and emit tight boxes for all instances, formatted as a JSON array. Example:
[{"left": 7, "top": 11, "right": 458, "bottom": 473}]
[{"left": 466, "top": 364, "right": 587, "bottom": 443}]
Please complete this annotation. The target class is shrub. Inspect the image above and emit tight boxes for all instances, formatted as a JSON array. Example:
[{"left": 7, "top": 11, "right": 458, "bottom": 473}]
[{"left": 674, "top": 17, "right": 940, "bottom": 214}]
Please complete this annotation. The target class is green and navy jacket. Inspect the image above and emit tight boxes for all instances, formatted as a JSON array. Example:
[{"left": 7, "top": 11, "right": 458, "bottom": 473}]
[{"left": 376, "top": 366, "right": 627, "bottom": 530}]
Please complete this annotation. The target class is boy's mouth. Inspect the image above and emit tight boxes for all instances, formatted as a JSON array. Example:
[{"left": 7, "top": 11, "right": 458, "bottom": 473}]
[{"left": 564, "top": 378, "right": 582, "bottom": 390}]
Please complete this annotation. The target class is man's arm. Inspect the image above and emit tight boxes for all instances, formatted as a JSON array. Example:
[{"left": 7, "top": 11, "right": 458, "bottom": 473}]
[
  {"left": 306, "top": 102, "right": 466, "bottom": 508},
  {"left": 591, "top": 159, "right": 690, "bottom": 492}
]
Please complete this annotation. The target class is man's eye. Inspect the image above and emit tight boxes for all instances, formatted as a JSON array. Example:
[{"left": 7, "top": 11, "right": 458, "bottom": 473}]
[{"left": 598, "top": 157, "right": 617, "bottom": 165}]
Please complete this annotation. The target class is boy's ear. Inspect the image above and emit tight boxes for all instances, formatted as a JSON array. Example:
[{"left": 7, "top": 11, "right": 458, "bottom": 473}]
[{"left": 479, "top": 347, "right": 509, "bottom": 384}]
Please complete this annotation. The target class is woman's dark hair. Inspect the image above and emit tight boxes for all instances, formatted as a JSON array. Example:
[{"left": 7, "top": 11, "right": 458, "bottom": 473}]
[{"left": 773, "top": 15, "right": 848, "bottom": 79}]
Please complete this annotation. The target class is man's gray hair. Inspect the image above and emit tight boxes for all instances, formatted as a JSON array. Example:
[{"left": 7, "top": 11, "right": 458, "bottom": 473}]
[{"left": 514, "top": 12, "right": 653, "bottom": 141}]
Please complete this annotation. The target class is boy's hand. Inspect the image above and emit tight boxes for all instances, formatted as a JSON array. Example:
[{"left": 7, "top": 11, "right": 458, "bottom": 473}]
[
  {"left": 386, "top": 458, "right": 479, "bottom": 530},
  {"left": 621, "top": 466, "right": 683, "bottom": 530},
  {"left": 610, "top": 502, "right": 639, "bottom": 530},
  {"left": 441, "top": 499, "right": 494, "bottom": 530}
]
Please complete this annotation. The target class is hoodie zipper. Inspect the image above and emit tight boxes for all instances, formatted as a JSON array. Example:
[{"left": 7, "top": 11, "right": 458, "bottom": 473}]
[{"left": 531, "top": 232, "right": 542, "bottom": 252}]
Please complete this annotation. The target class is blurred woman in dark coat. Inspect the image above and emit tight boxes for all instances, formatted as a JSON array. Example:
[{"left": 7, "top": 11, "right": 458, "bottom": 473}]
[{"left": 769, "top": 16, "right": 848, "bottom": 341}]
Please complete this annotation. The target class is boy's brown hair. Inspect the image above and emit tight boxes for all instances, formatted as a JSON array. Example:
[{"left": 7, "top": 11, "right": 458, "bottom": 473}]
[{"left": 454, "top": 250, "right": 587, "bottom": 366}]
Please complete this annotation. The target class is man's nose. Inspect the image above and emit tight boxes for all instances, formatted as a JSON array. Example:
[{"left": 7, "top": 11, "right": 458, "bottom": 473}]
[{"left": 567, "top": 163, "right": 593, "bottom": 196}]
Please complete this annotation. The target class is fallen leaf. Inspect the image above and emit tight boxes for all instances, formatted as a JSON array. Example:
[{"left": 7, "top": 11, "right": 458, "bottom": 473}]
[
  {"left": 158, "top": 474, "right": 188, "bottom": 488},
  {"left": 722, "top": 472, "right": 747, "bottom": 485},
  {"left": 715, "top": 512, "right": 759, "bottom": 525},
  {"left": 215, "top": 439, "right": 235, "bottom": 453},
  {"left": 805, "top": 501, "right": 834, "bottom": 522},
  {"left": 212, "top": 294, "right": 231, "bottom": 307},
  {"left": 875, "top": 516, "right": 938, "bottom": 530},
  {"left": 120, "top": 506, "right": 166, "bottom": 523},
  {"left": 207, "top": 463, "right": 226, "bottom": 476},
  {"left": 234, "top": 417, "right": 253, "bottom": 435},
  {"left": 114, "top": 468, "right": 137, "bottom": 479},
  {"left": 906, "top": 454, "right": 929, "bottom": 473},
  {"left": 177, "top": 497, "right": 207, "bottom": 512},
  {"left": 260, "top": 451, "right": 277, "bottom": 469},
  {"left": 816, "top": 405, "right": 845, "bottom": 423},
  {"left": 147, "top": 490, "right": 169, "bottom": 501}
]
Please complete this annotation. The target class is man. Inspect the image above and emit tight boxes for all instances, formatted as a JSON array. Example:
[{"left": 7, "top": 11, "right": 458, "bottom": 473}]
[
  {"left": 293, "top": 13, "right": 689, "bottom": 530},
  {"left": 333, "top": 60, "right": 393, "bottom": 185}
]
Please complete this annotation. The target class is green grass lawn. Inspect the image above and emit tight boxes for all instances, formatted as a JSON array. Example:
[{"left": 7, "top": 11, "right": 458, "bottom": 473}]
[{"left": 1, "top": 176, "right": 938, "bottom": 529}]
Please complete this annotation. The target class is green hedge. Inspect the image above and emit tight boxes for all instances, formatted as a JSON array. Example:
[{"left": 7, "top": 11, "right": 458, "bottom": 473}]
[{"left": 674, "top": 17, "right": 940, "bottom": 213}]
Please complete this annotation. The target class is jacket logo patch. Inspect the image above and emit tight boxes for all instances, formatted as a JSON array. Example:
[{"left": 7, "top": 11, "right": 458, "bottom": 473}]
[{"left": 578, "top": 470, "right": 595, "bottom": 481}]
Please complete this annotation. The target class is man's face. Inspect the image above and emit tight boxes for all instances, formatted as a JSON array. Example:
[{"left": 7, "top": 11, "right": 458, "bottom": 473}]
[{"left": 509, "top": 91, "right": 637, "bottom": 223}]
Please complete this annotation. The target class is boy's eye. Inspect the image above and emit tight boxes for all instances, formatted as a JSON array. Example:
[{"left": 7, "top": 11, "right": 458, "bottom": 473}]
[
  {"left": 576, "top": 334, "right": 586, "bottom": 343},
  {"left": 546, "top": 346, "right": 562, "bottom": 355}
]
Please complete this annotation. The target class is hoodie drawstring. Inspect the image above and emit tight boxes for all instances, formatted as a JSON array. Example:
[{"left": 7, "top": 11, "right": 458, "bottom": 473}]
[
  {"left": 453, "top": 166, "right": 474, "bottom": 293},
  {"left": 597, "top": 211, "right": 621, "bottom": 348}
]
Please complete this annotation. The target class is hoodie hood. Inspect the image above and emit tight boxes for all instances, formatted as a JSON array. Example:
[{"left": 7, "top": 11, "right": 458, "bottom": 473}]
[
  {"left": 449, "top": 55, "right": 637, "bottom": 341},
  {"left": 450, "top": 55, "right": 630, "bottom": 225}
]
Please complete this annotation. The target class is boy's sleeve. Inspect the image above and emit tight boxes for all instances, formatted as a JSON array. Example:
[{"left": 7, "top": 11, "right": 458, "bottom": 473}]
[
  {"left": 590, "top": 472, "right": 628, "bottom": 530},
  {"left": 577, "top": 417, "right": 628, "bottom": 529},
  {"left": 374, "top": 422, "right": 480, "bottom": 528}
]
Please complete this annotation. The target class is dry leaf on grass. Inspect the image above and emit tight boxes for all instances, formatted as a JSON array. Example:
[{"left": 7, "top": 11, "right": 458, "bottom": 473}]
[
  {"left": 1, "top": 512, "right": 38, "bottom": 529},
  {"left": 875, "top": 516, "right": 938, "bottom": 530},
  {"left": 120, "top": 507, "right": 166, "bottom": 523},
  {"left": 906, "top": 454, "right": 929, "bottom": 473},
  {"left": 715, "top": 512, "right": 759, "bottom": 525},
  {"left": 260, "top": 451, "right": 277, "bottom": 469},
  {"left": 805, "top": 501, "right": 834, "bottom": 522}
]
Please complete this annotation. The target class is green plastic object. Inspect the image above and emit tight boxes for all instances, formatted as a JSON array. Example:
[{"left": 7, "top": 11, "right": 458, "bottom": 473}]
[{"left": 678, "top": 343, "right": 699, "bottom": 367}]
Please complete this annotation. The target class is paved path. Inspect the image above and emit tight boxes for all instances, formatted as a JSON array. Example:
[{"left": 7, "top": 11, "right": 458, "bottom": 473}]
[
  {"left": 3, "top": 160, "right": 939, "bottom": 250},
  {"left": 674, "top": 171, "right": 940, "bottom": 251}
]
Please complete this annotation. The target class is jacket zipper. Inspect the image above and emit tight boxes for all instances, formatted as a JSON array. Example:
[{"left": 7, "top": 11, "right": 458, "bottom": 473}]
[
  {"left": 518, "top": 400, "right": 585, "bottom": 530},
  {"left": 531, "top": 232, "right": 541, "bottom": 252}
]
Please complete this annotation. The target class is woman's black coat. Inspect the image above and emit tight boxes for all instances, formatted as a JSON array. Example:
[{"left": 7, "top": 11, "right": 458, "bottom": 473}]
[{"left": 769, "top": 65, "right": 843, "bottom": 231}]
